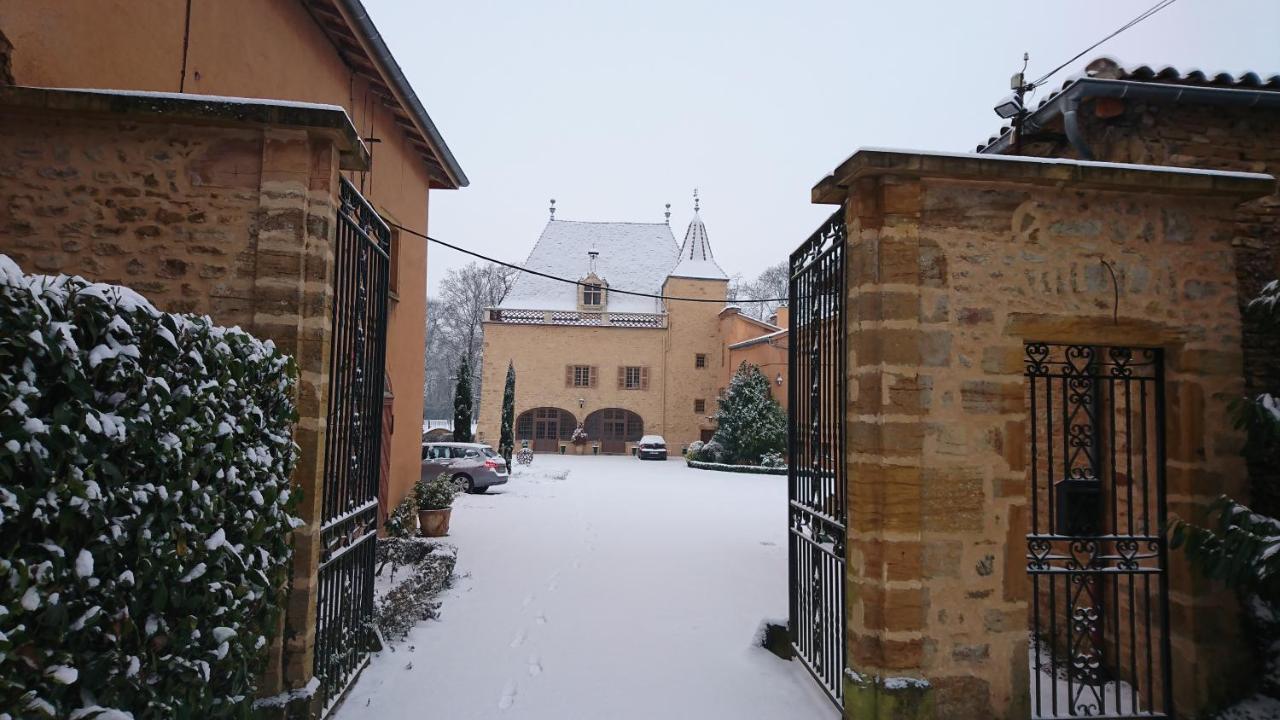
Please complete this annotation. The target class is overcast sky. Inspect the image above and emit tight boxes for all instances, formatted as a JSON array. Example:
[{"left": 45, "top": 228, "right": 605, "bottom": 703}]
[{"left": 362, "top": 0, "right": 1280, "bottom": 297}]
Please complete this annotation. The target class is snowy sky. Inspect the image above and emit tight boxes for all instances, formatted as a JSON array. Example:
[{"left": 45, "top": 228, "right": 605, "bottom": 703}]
[{"left": 359, "top": 0, "right": 1280, "bottom": 297}]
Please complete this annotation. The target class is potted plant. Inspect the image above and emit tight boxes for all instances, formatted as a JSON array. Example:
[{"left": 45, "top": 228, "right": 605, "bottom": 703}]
[
  {"left": 416, "top": 472, "right": 463, "bottom": 537},
  {"left": 571, "top": 424, "right": 588, "bottom": 454}
]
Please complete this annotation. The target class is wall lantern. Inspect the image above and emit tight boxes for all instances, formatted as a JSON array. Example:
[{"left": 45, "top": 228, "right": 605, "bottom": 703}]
[
  {"left": 775, "top": 373, "right": 784, "bottom": 387},
  {"left": 578, "top": 397, "right": 585, "bottom": 408}
]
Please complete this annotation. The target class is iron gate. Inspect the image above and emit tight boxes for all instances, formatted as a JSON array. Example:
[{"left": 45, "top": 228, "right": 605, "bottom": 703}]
[
  {"left": 1024, "top": 343, "right": 1172, "bottom": 719},
  {"left": 315, "top": 177, "right": 390, "bottom": 713},
  {"left": 787, "top": 208, "right": 847, "bottom": 707}
]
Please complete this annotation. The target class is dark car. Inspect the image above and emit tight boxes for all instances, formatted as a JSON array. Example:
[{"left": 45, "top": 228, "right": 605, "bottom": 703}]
[
  {"left": 421, "top": 442, "right": 509, "bottom": 493},
  {"left": 637, "top": 435, "right": 668, "bottom": 460}
]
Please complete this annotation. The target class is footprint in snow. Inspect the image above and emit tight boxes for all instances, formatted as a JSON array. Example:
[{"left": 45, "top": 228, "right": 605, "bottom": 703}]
[
  {"left": 535, "top": 612, "right": 547, "bottom": 625},
  {"left": 510, "top": 628, "right": 526, "bottom": 648},
  {"left": 527, "top": 654, "right": 543, "bottom": 677},
  {"left": 521, "top": 594, "right": 534, "bottom": 608},
  {"left": 498, "top": 681, "right": 517, "bottom": 710}
]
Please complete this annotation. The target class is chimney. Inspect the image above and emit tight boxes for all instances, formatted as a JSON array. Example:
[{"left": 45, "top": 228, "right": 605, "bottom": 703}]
[{"left": 772, "top": 305, "right": 789, "bottom": 328}]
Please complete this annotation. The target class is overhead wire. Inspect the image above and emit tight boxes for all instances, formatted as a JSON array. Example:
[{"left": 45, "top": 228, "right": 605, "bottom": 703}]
[
  {"left": 386, "top": 220, "right": 791, "bottom": 305},
  {"left": 1028, "top": 0, "right": 1179, "bottom": 89}
]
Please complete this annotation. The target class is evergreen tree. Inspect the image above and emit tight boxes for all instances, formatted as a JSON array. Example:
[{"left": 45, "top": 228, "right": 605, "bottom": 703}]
[
  {"left": 712, "top": 361, "right": 786, "bottom": 465},
  {"left": 452, "top": 354, "right": 473, "bottom": 442},
  {"left": 499, "top": 361, "right": 516, "bottom": 466}
]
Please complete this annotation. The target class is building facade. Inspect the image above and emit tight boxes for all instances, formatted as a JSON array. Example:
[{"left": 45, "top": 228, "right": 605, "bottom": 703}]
[
  {"left": 0, "top": 1, "right": 464, "bottom": 707},
  {"left": 477, "top": 205, "right": 786, "bottom": 454}
]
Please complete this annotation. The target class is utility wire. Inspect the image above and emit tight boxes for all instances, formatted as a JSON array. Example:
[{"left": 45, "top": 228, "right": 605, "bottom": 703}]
[
  {"left": 1029, "top": 0, "right": 1178, "bottom": 88},
  {"left": 386, "top": 221, "right": 790, "bottom": 305}
]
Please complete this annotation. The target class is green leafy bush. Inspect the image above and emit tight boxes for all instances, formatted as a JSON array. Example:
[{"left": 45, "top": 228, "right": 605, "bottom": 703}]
[
  {"left": 712, "top": 362, "right": 786, "bottom": 464},
  {"left": 414, "top": 473, "right": 463, "bottom": 511},
  {"left": 0, "top": 256, "right": 300, "bottom": 718},
  {"left": 383, "top": 494, "right": 418, "bottom": 539}
]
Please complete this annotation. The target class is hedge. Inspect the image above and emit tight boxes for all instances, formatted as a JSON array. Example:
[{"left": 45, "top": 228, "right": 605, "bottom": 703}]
[
  {"left": 685, "top": 459, "right": 788, "bottom": 476},
  {"left": 0, "top": 255, "right": 301, "bottom": 719}
]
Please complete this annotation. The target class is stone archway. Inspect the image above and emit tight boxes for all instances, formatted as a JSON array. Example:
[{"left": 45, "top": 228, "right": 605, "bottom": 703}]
[
  {"left": 584, "top": 408, "right": 643, "bottom": 454},
  {"left": 515, "top": 407, "right": 577, "bottom": 452}
]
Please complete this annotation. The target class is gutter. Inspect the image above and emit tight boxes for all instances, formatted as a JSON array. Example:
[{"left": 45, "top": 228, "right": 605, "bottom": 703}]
[
  {"left": 981, "top": 78, "right": 1280, "bottom": 160},
  {"left": 335, "top": 0, "right": 470, "bottom": 188}
]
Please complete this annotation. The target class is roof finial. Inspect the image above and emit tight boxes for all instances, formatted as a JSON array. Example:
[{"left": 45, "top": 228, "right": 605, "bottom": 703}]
[
  {"left": 549, "top": 198, "right": 556, "bottom": 221},
  {"left": 693, "top": 188, "right": 700, "bottom": 213},
  {"left": 664, "top": 203, "right": 671, "bottom": 224}
]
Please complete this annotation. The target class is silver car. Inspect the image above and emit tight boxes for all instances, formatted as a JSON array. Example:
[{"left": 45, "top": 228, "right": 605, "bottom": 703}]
[{"left": 421, "top": 442, "right": 509, "bottom": 493}]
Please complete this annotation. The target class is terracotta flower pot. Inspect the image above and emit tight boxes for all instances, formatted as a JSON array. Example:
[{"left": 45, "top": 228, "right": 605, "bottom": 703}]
[{"left": 418, "top": 507, "right": 452, "bottom": 537}]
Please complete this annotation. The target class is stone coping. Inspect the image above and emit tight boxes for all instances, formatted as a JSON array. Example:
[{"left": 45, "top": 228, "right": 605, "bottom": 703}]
[
  {"left": 0, "top": 85, "right": 370, "bottom": 170},
  {"left": 812, "top": 147, "right": 1276, "bottom": 205}
]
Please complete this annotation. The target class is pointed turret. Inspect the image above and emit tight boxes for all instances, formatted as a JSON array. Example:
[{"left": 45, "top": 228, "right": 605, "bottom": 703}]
[{"left": 669, "top": 191, "right": 728, "bottom": 280}]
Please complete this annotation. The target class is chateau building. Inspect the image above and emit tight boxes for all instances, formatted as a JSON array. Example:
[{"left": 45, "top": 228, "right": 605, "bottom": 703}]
[{"left": 477, "top": 200, "right": 785, "bottom": 454}]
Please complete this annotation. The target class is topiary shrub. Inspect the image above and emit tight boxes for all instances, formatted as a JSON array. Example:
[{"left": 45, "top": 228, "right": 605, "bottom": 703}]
[
  {"left": 0, "top": 255, "right": 301, "bottom": 718},
  {"left": 383, "top": 494, "right": 418, "bottom": 539}
]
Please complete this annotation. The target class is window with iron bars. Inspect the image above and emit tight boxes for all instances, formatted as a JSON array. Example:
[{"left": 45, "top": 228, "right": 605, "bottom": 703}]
[
  {"left": 694, "top": 399, "right": 706, "bottom": 414},
  {"left": 695, "top": 353, "right": 707, "bottom": 369}
]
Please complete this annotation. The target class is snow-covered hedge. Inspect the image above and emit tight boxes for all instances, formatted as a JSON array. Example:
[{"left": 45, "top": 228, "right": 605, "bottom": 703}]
[
  {"left": 0, "top": 256, "right": 301, "bottom": 718},
  {"left": 685, "top": 459, "right": 787, "bottom": 476}
]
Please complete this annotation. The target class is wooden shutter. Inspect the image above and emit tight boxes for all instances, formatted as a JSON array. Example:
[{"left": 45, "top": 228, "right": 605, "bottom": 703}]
[
  {"left": 589, "top": 366, "right": 598, "bottom": 388},
  {"left": 640, "top": 367, "right": 649, "bottom": 390},
  {"left": 565, "top": 365, "right": 573, "bottom": 387},
  {"left": 617, "top": 366, "right": 625, "bottom": 389}
]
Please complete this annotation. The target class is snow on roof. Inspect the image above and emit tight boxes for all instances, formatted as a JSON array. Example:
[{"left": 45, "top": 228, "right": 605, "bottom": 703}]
[
  {"left": 498, "top": 220, "right": 679, "bottom": 313},
  {"left": 59, "top": 87, "right": 348, "bottom": 113},
  {"left": 669, "top": 212, "right": 728, "bottom": 280}
]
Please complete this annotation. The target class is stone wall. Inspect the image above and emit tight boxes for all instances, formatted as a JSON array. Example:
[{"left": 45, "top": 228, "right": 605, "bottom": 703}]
[
  {"left": 1010, "top": 101, "right": 1280, "bottom": 517},
  {"left": 0, "top": 88, "right": 366, "bottom": 697},
  {"left": 811, "top": 149, "right": 1273, "bottom": 719}
]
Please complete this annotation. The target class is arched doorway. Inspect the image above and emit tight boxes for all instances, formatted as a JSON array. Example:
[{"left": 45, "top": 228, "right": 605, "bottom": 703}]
[
  {"left": 515, "top": 407, "right": 577, "bottom": 452},
  {"left": 584, "top": 408, "right": 643, "bottom": 454}
]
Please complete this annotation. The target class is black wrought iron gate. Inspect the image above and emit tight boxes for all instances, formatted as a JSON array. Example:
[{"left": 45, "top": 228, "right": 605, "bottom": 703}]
[
  {"left": 787, "top": 209, "right": 848, "bottom": 708},
  {"left": 315, "top": 178, "right": 390, "bottom": 713},
  {"left": 1024, "top": 343, "right": 1173, "bottom": 719}
]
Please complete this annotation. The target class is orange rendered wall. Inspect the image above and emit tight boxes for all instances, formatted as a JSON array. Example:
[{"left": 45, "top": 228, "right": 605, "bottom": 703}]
[{"left": 0, "top": 0, "right": 436, "bottom": 513}]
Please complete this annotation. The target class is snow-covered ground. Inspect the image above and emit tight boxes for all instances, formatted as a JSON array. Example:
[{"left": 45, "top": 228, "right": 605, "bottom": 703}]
[{"left": 334, "top": 455, "right": 836, "bottom": 720}]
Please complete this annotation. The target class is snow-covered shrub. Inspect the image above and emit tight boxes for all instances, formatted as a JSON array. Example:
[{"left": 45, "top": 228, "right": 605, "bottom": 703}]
[
  {"left": 373, "top": 538, "right": 456, "bottom": 642},
  {"left": 383, "top": 493, "right": 417, "bottom": 539},
  {"left": 712, "top": 362, "right": 786, "bottom": 465},
  {"left": 760, "top": 451, "right": 786, "bottom": 469},
  {"left": 0, "top": 256, "right": 300, "bottom": 718},
  {"left": 415, "top": 473, "right": 463, "bottom": 510},
  {"left": 695, "top": 440, "right": 725, "bottom": 464},
  {"left": 570, "top": 424, "right": 588, "bottom": 445},
  {"left": 685, "top": 440, "right": 705, "bottom": 460}
]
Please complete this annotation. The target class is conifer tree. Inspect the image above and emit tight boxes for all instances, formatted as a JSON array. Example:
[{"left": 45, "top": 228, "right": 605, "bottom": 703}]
[
  {"left": 452, "top": 354, "right": 473, "bottom": 442},
  {"left": 499, "top": 361, "right": 516, "bottom": 466},
  {"left": 712, "top": 361, "right": 786, "bottom": 464}
]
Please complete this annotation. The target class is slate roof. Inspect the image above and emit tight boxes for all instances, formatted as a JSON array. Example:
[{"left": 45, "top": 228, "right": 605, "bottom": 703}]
[
  {"left": 497, "top": 220, "right": 679, "bottom": 313},
  {"left": 978, "top": 56, "right": 1280, "bottom": 152},
  {"left": 670, "top": 212, "right": 729, "bottom": 280}
]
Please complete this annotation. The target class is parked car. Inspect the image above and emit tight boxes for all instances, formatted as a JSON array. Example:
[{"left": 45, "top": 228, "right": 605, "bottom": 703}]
[
  {"left": 636, "top": 435, "right": 668, "bottom": 460},
  {"left": 421, "top": 442, "right": 508, "bottom": 493}
]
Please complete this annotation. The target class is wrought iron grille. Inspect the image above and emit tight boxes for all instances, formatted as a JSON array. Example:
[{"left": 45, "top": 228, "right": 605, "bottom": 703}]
[
  {"left": 787, "top": 208, "right": 847, "bottom": 708},
  {"left": 315, "top": 178, "right": 390, "bottom": 714},
  {"left": 1024, "top": 343, "right": 1172, "bottom": 719}
]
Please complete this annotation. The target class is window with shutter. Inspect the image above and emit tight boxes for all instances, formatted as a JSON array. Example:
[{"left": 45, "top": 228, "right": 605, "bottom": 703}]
[
  {"left": 617, "top": 366, "right": 625, "bottom": 389},
  {"left": 640, "top": 366, "right": 649, "bottom": 390},
  {"left": 565, "top": 365, "right": 573, "bottom": 387},
  {"left": 623, "top": 366, "right": 642, "bottom": 389},
  {"left": 589, "top": 366, "right": 598, "bottom": 387},
  {"left": 571, "top": 365, "right": 592, "bottom": 387}
]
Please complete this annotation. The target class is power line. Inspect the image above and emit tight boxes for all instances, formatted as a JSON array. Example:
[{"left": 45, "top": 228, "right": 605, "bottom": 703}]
[
  {"left": 1029, "top": 0, "right": 1178, "bottom": 89},
  {"left": 387, "top": 220, "right": 790, "bottom": 305}
]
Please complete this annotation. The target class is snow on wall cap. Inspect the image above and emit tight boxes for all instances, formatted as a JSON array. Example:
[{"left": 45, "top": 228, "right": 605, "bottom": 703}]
[
  {"left": 498, "top": 219, "right": 679, "bottom": 314},
  {"left": 670, "top": 210, "right": 728, "bottom": 280}
]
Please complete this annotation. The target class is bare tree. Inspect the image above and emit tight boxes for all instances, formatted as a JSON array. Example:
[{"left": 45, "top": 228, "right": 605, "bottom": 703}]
[
  {"left": 732, "top": 261, "right": 789, "bottom": 321},
  {"left": 423, "top": 262, "right": 517, "bottom": 420}
]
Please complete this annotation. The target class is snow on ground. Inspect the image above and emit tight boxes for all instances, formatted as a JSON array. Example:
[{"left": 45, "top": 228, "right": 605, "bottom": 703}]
[{"left": 334, "top": 454, "right": 836, "bottom": 720}]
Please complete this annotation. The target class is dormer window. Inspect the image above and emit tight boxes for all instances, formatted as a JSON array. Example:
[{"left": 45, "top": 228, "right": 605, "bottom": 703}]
[{"left": 578, "top": 272, "right": 607, "bottom": 310}]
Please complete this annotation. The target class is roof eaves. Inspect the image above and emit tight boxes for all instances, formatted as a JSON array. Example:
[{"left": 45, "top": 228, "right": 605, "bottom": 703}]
[
  {"left": 728, "top": 328, "right": 788, "bottom": 350},
  {"left": 318, "top": 0, "right": 468, "bottom": 188}
]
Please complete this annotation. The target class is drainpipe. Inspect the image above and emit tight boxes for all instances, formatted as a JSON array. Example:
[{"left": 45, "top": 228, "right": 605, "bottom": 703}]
[
  {"left": 1060, "top": 95, "right": 1093, "bottom": 160},
  {"left": 982, "top": 78, "right": 1280, "bottom": 157}
]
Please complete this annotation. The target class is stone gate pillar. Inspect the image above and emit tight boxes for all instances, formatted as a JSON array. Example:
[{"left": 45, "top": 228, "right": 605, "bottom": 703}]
[{"left": 813, "top": 150, "right": 1273, "bottom": 719}]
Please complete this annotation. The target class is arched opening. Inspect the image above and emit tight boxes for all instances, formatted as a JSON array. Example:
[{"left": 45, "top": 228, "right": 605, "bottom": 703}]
[
  {"left": 515, "top": 407, "right": 578, "bottom": 452},
  {"left": 584, "top": 408, "right": 644, "bottom": 454}
]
